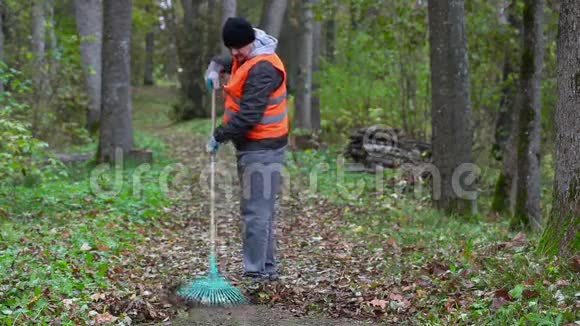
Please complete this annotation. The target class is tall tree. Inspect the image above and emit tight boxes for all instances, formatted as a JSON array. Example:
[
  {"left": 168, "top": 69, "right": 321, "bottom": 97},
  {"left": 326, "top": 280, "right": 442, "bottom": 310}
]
[
  {"left": 31, "top": 0, "right": 46, "bottom": 86},
  {"left": 259, "top": 0, "right": 287, "bottom": 38},
  {"left": 46, "top": 0, "right": 56, "bottom": 77},
  {"left": 30, "top": 0, "right": 46, "bottom": 136},
  {"left": 161, "top": 0, "right": 179, "bottom": 80},
  {"left": 323, "top": 2, "right": 336, "bottom": 62},
  {"left": 144, "top": 5, "right": 155, "bottom": 86},
  {"left": 144, "top": 29, "right": 154, "bottom": 85},
  {"left": 97, "top": 0, "right": 133, "bottom": 163},
  {"left": 491, "top": 0, "right": 522, "bottom": 214},
  {"left": 221, "top": 0, "right": 236, "bottom": 54},
  {"left": 428, "top": 0, "right": 477, "bottom": 214},
  {"left": 511, "top": 0, "right": 544, "bottom": 231},
  {"left": 293, "top": 0, "right": 313, "bottom": 130},
  {"left": 221, "top": 0, "right": 236, "bottom": 26},
  {"left": 74, "top": 0, "right": 103, "bottom": 133},
  {"left": 537, "top": 0, "right": 579, "bottom": 257},
  {"left": 174, "top": 0, "right": 206, "bottom": 120},
  {"left": 311, "top": 2, "right": 321, "bottom": 131},
  {"left": 0, "top": 0, "right": 4, "bottom": 94}
]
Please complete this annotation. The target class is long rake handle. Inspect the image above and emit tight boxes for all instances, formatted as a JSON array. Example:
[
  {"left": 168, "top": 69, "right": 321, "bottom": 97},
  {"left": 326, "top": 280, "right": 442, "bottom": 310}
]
[{"left": 209, "top": 89, "right": 217, "bottom": 275}]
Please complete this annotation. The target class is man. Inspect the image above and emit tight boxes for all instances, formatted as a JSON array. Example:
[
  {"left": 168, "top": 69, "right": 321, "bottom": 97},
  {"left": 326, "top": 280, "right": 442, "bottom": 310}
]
[{"left": 205, "top": 17, "right": 288, "bottom": 281}]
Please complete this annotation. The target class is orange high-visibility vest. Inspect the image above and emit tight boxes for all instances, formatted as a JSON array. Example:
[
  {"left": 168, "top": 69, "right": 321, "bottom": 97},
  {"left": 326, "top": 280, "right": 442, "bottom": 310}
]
[{"left": 222, "top": 53, "right": 288, "bottom": 140}]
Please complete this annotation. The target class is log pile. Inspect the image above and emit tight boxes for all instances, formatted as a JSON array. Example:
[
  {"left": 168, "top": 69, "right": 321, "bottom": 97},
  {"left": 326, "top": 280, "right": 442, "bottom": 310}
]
[{"left": 344, "top": 125, "right": 431, "bottom": 170}]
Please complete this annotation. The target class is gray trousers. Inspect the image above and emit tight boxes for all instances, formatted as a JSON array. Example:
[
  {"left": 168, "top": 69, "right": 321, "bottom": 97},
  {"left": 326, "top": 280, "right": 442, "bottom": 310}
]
[{"left": 236, "top": 146, "right": 285, "bottom": 276}]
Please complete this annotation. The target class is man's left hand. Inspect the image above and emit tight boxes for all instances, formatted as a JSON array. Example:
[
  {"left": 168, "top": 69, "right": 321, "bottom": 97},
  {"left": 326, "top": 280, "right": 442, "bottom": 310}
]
[{"left": 206, "top": 136, "right": 219, "bottom": 154}]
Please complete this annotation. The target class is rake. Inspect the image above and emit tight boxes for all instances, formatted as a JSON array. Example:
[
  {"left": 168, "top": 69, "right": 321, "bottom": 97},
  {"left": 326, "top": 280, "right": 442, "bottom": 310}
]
[{"left": 177, "top": 89, "right": 246, "bottom": 305}]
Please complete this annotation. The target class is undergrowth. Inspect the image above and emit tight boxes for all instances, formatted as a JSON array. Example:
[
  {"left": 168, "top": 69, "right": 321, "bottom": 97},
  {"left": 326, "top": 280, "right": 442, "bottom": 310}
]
[{"left": 286, "top": 146, "right": 578, "bottom": 325}]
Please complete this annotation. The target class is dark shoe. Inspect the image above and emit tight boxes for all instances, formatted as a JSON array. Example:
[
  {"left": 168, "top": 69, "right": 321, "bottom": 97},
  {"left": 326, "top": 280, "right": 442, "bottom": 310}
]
[
  {"left": 241, "top": 272, "right": 268, "bottom": 290},
  {"left": 242, "top": 272, "right": 269, "bottom": 281}
]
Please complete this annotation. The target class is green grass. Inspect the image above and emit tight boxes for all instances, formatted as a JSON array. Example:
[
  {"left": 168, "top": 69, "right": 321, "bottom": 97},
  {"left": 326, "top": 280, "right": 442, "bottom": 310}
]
[
  {"left": 286, "top": 146, "right": 578, "bottom": 325},
  {"left": 2, "top": 85, "right": 575, "bottom": 324},
  {"left": 0, "top": 88, "right": 179, "bottom": 325},
  {"left": 0, "top": 161, "right": 175, "bottom": 324}
]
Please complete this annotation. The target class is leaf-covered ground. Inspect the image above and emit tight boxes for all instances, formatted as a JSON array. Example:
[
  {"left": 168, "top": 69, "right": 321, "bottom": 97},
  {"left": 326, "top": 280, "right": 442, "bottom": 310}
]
[{"left": 1, "top": 86, "right": 577, "bottom": 325}]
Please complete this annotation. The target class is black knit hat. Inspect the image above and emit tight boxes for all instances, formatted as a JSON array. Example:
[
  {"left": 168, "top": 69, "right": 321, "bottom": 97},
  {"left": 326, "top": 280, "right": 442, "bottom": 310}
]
[{"left": 222, "top": 17, "right": 256, "bottom": 49}]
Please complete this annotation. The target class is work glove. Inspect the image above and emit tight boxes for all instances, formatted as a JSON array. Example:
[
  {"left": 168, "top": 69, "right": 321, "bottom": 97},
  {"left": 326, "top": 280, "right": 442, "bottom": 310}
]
[
  {"left": 206, "top": 71, "right": 220, "bottom": 90},
  {"left": 205, "top": 61, "right": 222, "bottom": 91},
  {"left": 206, "top": 136, "right": 219, "bottom": 154}
]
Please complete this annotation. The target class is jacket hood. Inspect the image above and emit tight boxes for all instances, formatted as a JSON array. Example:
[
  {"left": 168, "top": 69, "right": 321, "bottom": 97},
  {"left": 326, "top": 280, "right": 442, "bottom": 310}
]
[{"left": 248, "top": 28, "right": 278, "bottom": 58}]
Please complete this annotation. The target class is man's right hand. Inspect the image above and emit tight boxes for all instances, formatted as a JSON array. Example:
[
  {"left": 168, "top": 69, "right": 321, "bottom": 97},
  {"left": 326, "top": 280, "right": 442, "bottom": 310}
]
[
  {"left": 205, "top": 61, "right": 222, "bottom": 91},
  {"left": 206, "top": 71, "right": 220, "bottom": 90}
]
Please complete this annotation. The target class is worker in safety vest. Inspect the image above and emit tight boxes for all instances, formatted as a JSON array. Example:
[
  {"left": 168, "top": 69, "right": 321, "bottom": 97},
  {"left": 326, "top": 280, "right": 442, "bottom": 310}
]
[{"left": 205, "top": 17, "right": 287, "bottom": 281}]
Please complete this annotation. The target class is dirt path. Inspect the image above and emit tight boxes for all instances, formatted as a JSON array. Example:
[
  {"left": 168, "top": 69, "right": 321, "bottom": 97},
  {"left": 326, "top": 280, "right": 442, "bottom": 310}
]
[{"left": 122, "top": 129, "right": 407, "bottom": 325}]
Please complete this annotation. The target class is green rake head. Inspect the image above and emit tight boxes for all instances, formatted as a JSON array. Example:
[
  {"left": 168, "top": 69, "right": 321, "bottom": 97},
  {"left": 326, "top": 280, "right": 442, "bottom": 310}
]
[{"left": 177, "top": 254, "right": 246, "bottom": 306}]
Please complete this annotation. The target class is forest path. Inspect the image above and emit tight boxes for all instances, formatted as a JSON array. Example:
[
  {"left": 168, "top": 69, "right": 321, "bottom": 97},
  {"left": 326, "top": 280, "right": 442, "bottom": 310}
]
[{"left": 127, "top": 86, "right": 390, "bottom": 324}]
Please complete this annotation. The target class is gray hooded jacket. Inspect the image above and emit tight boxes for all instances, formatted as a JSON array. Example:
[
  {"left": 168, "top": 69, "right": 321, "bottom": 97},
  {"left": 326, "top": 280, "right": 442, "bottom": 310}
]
[{"left": 212, "top": 28, "right": 287, "bottom": 152}]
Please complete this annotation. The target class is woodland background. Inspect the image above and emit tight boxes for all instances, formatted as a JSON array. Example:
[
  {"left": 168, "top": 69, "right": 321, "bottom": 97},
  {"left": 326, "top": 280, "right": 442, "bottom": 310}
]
[{"left": 0, "top": 0, "right": 578, "bottom": 324}]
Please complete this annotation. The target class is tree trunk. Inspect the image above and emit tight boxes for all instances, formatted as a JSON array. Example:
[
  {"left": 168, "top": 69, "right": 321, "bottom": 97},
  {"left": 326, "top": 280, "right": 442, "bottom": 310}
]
[
  {"left": 511, "top": 0, "right": 544, "bottom": 231},
  {"left": 491, "top": 1, "right": 521, "bottom": 215},
  {"left": 30, "top": 0, "right": 46, "bottom": 137},
  {"left": 47, "top": 0, "right": 57, "bottom": 78},
  {"left": 428, "top": 0, "right": 477, "bottom": 215},
  {"left": 537, "top": 0, "right": 579, "bottom": 257},
  {"left": 206, "top": 0, "right": 221, "bottom": 61},
  {"left": 0, "top": 0, "right": 4, "bottom": 94},
  {"left": 221, "top": 0, "right": 236, "bottom": 27},
  {"left": 259, "top": 0, "right": 287, "bottom": 38},
  {"left": 221, "top": 0, "right": 236, "bottom": 54},
  {"left": 74, "top": 0, "right": 103, "bottom": 133},
  {"left": 293, "top": 0, "right": 313, "bottom": 130},
  {"left": 162, "top": 0, "right": 179, "bottom": 80},
  {"left": 175, "top": 0, "right": 206, "bottom": 120},
  {"left": 97, "top": 0, "right": 133, "bottom": 163},
  {"left": 323, "top": 3, "right": 336, "bottom": 62},
  {"left": 181, "top": 0, "right": 193, "bottom": 29},
  {"left": 311, "top": 7, "right": 321, "bottom": 131},
  {"left": 144, "top": 30, "right": 154, "bottom": 85},
  {"left": 277, "top": 0, "right": 300, "bottom": 93},
  {"left": 31, "top": 0, "right": 46, "bottom": 86},
  {"left": 491, "top": 53, "right": 518, "bottom": 215}
]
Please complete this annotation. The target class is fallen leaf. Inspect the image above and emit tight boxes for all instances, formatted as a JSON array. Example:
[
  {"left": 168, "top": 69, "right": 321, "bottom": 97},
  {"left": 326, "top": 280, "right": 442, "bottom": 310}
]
[
  {"left": 402, "top": 285, "right": 414, "bottom": 292},
  {"left": 96, "top": 242, "right": 110, "bottom": 252},
  {"left": 369, "top": 298, "right": 387, "bottom": 309},
  {"left": 494, "top": 288, "right": 512, "bottom": 301},
  {"left": 491, "top": 297, "right": 509, "bottom": 311},
  {"left": 497, "top": 232, "right": 527, "bottom": 249},
  {"left": 570, "top": 255, "right": 580, "bottom": 272},
  {"left": 416, "top": 289, "right": 427, "bottom": 298},
  {"left": 389, "top": 293, "right": 404, "bottom": 302},
  {"left": 522, "top": 289, "right": 539, "bottom": 299},
  {"left": 94, "top": 312, "right": 118, "bottom": 324},
  {"left": 352, "top": 226, "right": 365, "bottom": 233},
  {"left": 556, "top": 280, "right": 570, "bottom": 287},
  {"left": 80, "top": 242, "right": 91, "bottom": 251},
  {"left": 90, "top": 293, "right": 107, "bottom": 301}
]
